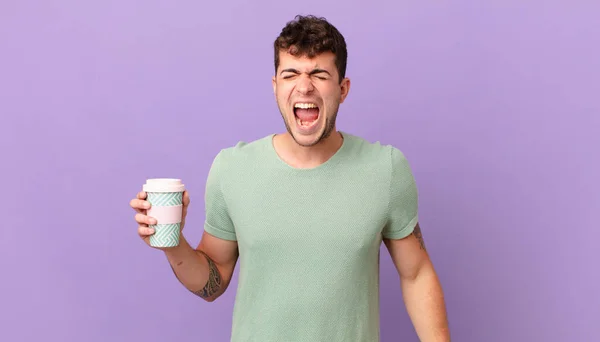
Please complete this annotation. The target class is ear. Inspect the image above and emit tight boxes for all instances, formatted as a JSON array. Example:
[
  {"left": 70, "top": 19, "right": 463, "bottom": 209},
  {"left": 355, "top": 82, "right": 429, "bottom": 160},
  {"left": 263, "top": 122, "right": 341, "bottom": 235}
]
[
  {"left": 339, "top": 77, "right": 351, "bottom": 103},
  {"left": 272, "top": 75, "right": 277, "bottom": 95}
]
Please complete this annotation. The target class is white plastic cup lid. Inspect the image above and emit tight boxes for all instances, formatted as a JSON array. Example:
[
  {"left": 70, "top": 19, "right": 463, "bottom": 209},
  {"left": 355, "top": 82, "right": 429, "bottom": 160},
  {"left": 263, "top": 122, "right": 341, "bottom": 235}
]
[{"left": 143, "top": 178, "right": 185, "bottom": 193}]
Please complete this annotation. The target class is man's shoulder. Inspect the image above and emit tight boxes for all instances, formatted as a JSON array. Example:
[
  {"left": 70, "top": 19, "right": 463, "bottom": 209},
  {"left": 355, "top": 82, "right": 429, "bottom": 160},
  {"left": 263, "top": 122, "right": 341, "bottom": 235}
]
[
  {"left": 212, "top": 134, "right": 273, "bottom": 167},
  {"left": 344, "top": 133, "right": 417, "bottom": 198},
  {"left": 343, "top": 132, "right": 409, "bottom": 166}
]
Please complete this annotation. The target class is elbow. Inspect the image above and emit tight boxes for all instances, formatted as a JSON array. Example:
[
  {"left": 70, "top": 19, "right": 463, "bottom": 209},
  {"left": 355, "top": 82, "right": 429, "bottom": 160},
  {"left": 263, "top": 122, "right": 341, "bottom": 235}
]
[
  {"left": 191, "top": 289, "right": 222, "bottom": 303},
  {"left": 193, "top": 282, "right": 230, "bottom": 303},
  {"left": 399, "top": 258, "right": 435, "bottom": 283},
  {"left": 202, "top": 288, "right": 230, "bottom": 303},
  {"left": 202, "top": 296, "right": 218, "bottom": 303}
]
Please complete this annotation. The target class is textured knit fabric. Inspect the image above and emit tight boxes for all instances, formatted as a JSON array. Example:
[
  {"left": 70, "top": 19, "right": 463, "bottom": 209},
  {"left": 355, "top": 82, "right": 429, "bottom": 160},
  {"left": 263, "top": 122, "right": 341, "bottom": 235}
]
[{"left": 203, "top": 131, "right": 419, "bottom": 342}]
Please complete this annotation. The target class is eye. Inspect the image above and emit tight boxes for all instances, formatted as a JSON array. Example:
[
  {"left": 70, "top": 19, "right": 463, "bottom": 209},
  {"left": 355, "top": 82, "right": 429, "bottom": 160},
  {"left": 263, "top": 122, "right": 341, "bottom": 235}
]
[{"left": 282, "top": 74, "right": 296, "bottom": 79}]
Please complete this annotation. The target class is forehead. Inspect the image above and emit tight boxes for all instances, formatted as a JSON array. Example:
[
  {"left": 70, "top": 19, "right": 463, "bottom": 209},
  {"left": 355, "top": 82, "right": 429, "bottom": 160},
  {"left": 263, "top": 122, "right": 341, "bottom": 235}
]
[{"left": 277, "top": 50, "right": 337, "bottom": 72}]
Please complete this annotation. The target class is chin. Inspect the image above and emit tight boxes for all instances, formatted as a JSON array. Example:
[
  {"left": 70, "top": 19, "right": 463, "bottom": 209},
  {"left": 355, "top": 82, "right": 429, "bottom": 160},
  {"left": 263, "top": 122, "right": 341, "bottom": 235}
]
[
  {"left": 288, "top": 114, "right": 326, "bottom": 147},
  {"left": 291, "top": 132, "right": 323, "bottom": 147}
]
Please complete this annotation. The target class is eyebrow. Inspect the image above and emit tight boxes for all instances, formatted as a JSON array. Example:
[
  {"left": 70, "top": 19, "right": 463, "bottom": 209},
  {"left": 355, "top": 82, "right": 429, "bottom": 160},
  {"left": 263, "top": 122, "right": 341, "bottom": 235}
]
[{"left": 280, "top": 68, "right": 331, "bottom": 76}]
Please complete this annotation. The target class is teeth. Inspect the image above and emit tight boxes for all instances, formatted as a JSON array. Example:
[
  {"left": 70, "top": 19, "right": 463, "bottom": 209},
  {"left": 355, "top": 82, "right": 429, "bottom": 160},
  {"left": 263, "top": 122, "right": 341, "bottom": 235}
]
[{"left": 294, "top": 103, "right": 318, "bottom": 109}]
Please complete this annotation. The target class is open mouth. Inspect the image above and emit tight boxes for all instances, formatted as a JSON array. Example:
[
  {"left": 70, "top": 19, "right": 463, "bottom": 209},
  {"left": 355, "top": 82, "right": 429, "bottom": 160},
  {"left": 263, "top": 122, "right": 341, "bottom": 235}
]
[{"left": 293, "top": 102, "right": 320, "bottom": 128}]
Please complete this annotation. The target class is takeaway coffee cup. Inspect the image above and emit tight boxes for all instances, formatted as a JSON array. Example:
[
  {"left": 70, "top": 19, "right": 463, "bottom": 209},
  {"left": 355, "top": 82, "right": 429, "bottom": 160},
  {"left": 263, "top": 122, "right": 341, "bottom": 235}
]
[{"left": 142, "top": 178, "right": 186, "bottom": 248}]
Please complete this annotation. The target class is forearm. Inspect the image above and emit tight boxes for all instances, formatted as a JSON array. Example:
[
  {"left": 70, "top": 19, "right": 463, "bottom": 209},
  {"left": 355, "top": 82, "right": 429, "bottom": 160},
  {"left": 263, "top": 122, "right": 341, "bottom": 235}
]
[
  {"left": 164, "top": 235, "right": 222, "bottom": 301},
  {"left": 401, "top": 262, "right": 450, "bottom": 341}
]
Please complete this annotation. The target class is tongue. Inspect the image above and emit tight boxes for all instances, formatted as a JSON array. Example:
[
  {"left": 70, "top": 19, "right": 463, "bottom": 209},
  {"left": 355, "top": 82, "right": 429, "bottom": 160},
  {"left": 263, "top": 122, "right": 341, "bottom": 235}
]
[{"left": 295, "top": 108, "right": 319, "bottom": 122}]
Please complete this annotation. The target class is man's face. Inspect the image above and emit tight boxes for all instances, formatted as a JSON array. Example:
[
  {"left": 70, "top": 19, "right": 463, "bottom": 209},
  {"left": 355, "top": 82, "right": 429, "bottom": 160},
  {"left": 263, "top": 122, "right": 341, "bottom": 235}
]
[{"left": 272, "top": 50, "right": 350, "bottom": 147}]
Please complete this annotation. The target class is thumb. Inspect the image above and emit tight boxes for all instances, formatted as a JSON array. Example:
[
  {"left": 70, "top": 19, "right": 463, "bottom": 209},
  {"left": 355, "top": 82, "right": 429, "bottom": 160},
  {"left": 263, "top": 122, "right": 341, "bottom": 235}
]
[{"left": 182, "top": 190, "right": 190, "bottom": 206}]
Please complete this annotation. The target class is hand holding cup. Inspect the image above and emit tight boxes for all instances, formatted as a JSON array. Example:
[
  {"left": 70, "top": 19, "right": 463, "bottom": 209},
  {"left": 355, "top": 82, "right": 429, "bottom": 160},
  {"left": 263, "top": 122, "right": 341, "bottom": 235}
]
[{"left": 130, "top": 179, "right": 189, "bottom": 249}]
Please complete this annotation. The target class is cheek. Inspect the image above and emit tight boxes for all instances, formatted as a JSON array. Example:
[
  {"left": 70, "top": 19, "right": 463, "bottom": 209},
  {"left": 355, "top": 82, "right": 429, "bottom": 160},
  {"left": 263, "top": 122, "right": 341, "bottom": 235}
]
[
  {"left": 318, "top": 84, "right": 339, "bottom": 98},
  {"left": 321, "top": 89, "right": 340, "bottom": 107},
  {"left": 276, "top": 85, "right": 293, "bottom": 101}
]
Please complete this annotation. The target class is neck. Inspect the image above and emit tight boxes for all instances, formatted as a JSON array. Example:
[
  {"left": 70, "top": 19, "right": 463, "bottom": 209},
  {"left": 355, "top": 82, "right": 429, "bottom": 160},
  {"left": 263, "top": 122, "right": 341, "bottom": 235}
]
[{"left": 273, "top": 130, "right": 344, "bottom": 169}]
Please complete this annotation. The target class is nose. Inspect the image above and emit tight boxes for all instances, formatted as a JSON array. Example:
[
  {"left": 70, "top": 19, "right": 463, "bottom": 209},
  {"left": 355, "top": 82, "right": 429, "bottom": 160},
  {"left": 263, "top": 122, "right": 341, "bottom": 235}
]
[{"left": 295, "top": 74, "right": 314, "bottom": 94}]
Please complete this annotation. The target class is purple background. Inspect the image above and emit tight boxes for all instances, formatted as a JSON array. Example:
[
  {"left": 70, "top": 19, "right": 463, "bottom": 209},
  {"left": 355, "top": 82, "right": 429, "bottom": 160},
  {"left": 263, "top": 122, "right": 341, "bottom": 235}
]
[{"left": 1, "top": 1, "right": 599, "bottom": 341}]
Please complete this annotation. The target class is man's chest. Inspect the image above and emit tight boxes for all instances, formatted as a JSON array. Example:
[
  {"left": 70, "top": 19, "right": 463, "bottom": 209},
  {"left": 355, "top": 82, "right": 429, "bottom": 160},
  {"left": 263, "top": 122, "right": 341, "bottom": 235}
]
[{"left": 224, "top": 173, "right": 390, "bottom": 258}]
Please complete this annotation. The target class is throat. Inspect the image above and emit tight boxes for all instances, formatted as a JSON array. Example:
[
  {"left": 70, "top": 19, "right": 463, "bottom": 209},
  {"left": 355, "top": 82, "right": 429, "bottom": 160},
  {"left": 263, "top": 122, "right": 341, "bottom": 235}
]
[{"left": 273, "top": 131, "right": 344, "bottom": 169}]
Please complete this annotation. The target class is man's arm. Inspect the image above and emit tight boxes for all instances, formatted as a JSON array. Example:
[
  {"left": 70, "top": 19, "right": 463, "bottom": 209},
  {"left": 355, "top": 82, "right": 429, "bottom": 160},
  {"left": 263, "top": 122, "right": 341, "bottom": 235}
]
[
  {"left": 164, "top": 231, "right": 238, "bottom": 302},
  {"left": 163, "top": 148, "right": 239, "bottom": 302},
  {"left": 384, "top": 222, "right": 450, "bottom": 341}
]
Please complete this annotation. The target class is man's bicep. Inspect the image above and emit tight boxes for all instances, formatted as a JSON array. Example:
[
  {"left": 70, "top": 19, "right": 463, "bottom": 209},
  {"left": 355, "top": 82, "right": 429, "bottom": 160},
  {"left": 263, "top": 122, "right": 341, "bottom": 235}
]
[
  {"left": 197, "top": 231, "right": 239, "bottom": 286},
  {"left": 384, "top": 222, "right": 430, "bottom": 281}
]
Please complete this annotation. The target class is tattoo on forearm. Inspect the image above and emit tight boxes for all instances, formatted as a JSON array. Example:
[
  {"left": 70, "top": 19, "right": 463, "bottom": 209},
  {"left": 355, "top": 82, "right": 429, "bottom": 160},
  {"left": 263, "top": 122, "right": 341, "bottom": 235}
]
[
  {"left": 169, "top": 252, "right": 223, "bottom": 299},
  {"left": 192, "top": 252, "right": 223, "bottom": 299},
  {"left": 413, "top": 223, "right": 426, "bottom": 251}
]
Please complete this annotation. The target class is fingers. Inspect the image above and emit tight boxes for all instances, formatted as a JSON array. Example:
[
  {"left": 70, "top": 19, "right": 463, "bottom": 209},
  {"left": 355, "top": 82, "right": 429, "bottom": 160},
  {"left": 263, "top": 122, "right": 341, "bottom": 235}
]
[
  {"left": 130, "top": 197, "right": 151, "bottom": 213},
  {"left": 130, "top": 191, "right": 149, "bottom": 213},
  {"left": 133, "top": 191, "right": 155, "bottom": 239},
  {"left": 135, "top": 213, "right": 156, "bottom": 226},
  {"left": 138, "top": 225, "right": 155, "bottom": 236},
  {"left": 135, "top": 211, "right": 156, "bottom": 237}
]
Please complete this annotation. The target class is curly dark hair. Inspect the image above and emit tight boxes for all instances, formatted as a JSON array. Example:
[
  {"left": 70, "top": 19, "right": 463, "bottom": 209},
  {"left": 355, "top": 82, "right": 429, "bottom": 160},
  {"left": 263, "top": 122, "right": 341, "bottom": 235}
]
[{"left": 274, "top": 15, "right": 348, "bottom": 82}]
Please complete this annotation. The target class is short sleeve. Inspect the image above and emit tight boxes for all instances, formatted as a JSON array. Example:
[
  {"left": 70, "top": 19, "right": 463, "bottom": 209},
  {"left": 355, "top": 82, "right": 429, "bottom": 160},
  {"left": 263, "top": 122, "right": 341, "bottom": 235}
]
[
  {"left": 203, "top": 150, "right": 237, "bottom": 241},
  {"left": 382, "top": 147, "right": 419, "bottom": 240}
]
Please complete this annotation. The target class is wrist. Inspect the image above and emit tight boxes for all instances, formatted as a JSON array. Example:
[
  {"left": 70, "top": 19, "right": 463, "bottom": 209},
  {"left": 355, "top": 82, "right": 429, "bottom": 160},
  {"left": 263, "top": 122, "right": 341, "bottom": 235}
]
[{"left": 163, "top": 234, "right": 192, "bottom": 259}]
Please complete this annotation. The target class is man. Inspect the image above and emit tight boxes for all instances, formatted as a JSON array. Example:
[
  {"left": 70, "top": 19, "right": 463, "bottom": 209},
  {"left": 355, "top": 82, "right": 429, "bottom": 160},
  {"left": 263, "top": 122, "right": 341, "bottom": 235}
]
[{"left": 130, "top": 15, "right": 450, "bottom": 342}]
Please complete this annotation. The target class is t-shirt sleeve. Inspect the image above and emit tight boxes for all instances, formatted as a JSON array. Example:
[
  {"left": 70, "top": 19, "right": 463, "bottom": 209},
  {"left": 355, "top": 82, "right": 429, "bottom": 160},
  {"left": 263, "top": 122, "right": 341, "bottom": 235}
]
[
  {"left": 382, "top": 147, "right": 419, "bottom": 240},
  {"left": 203, "top": 150, "right": 237, "bottom": 241}
]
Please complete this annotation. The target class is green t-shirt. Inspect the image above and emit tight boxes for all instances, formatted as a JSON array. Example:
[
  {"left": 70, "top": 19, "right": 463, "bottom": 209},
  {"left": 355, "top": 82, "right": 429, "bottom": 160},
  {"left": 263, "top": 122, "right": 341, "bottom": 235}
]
[{"left": 203, "top": 131, "right": 419, "bottom": 342}]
